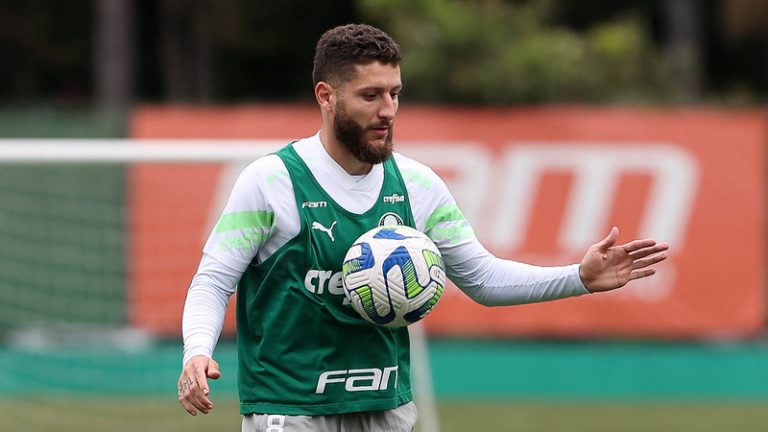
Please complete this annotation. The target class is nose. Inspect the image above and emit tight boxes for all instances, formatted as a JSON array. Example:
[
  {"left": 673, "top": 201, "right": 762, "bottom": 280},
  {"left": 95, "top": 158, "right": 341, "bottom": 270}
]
[{"left": 378, "top": 94, "right": 396, "bottom": 121}]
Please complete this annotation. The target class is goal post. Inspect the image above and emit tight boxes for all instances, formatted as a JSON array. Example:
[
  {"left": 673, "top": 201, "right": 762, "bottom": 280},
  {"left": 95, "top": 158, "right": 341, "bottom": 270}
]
[{"left": 0, "top": 139, "right": 438, "bottom": 432}]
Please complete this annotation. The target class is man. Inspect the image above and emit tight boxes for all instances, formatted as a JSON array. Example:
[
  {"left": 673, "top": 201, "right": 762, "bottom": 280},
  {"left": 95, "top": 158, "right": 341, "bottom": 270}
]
[{"left": 178, "top": 23, "right": 668, "bottom": 431}]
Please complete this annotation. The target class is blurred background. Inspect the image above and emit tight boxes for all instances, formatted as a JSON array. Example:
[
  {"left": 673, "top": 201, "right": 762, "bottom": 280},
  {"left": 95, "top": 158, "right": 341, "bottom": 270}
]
[{"left": 0, "top": 0, "right": 767, "bottom": 431}]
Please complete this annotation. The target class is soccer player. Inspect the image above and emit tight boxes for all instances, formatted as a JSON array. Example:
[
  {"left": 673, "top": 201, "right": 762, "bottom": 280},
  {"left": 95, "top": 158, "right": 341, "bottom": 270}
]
[{"left": 178, "top": 23, "right": 669, "bottom": 431}]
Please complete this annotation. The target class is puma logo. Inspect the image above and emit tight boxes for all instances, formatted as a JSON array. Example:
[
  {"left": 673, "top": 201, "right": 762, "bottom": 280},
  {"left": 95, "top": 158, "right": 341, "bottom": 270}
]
[{"left": 312, "top": 221, "right": 337, "bottom": 242}]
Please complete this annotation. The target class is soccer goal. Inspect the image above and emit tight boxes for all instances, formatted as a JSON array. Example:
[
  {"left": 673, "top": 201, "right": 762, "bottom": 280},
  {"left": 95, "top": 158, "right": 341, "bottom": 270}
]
[{"left": 0, "top": 139, "right": 438, "bottom": 432}]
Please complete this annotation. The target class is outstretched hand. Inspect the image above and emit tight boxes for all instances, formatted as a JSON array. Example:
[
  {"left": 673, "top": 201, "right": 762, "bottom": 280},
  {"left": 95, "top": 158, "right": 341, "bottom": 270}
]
[{"left": 579, "top": 226, "right": 669, "bottom": 293}]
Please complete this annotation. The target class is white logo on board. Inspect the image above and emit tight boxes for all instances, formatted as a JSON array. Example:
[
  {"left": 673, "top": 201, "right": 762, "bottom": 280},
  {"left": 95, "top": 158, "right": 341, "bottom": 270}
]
[{"left": 495, "top": 144, "right": 698, "bottom": 252}]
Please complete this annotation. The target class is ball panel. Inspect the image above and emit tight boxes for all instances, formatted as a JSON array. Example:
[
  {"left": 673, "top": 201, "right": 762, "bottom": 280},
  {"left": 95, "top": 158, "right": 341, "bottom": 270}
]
[
  {"left": 342, "top": 242, "right": 375, "bottom": 276},
  {"left": 349, "top": 285, "right": 373, "bottom": 316},
  {"left": 373, "top": 227, "right": 411, "bottom": 240}
]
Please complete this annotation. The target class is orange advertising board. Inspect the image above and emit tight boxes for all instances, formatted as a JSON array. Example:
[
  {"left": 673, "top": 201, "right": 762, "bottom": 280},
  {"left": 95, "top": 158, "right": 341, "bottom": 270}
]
[{"left": 130, "top": 106, "right": 765, "bottom": 338}]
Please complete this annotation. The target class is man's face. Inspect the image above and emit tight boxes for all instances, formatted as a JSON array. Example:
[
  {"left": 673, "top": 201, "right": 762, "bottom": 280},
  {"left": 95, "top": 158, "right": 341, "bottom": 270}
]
[{"left": 331, "top": 62, "right": 401, "bottom": 165}]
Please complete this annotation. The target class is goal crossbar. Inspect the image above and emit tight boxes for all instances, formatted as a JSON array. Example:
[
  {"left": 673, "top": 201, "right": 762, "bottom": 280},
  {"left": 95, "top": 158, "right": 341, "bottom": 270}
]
[{"left": 0, "top": 139, "right": 286, "bottom": 163}]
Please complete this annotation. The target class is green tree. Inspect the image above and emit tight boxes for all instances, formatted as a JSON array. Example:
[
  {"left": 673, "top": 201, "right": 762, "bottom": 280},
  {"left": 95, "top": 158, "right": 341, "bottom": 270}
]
[{"left": 360, "top": 0, "right": 674, "bottom": 104}]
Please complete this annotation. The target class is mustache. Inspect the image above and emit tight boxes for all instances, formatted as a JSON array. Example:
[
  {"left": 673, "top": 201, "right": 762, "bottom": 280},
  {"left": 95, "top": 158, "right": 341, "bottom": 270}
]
[{"left": 369, "top": 122, "right": 393, "bottom": 129}]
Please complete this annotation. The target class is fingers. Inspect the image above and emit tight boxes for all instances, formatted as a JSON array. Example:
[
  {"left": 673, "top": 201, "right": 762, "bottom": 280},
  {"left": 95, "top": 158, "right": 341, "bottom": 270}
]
[
  {"left": 628, "top": 245, "right": 669, "bottom": 279},
  {"left": 631, "top": 241, "right": 668, "bottom": 260},
  {"left": 179, "top": 372, "right": 211, "bottom": 415},
  {"left": 621, "top": 238, "right": 658, "bottom": 253},
  {"left": 178, "top": 358, "right": 215, "bottom": 416},
  {"left": 207, "top": 359, "right": 221, "bottom": 380},
  {"left": 596, "top": 226, "right": 619, "bottom": 251},
  {"left": 629, "top": 267, "right": 656, "bottom": 281},
  {"left": 632, "top": 252, "right": 668, "bottom": 270},
  {"left": 189, "top": 369, "right": 213, "bottom": 413},
  {"left": 194, "top": 366, "right": 211, "bottom": 397},
  {"left": 629, "top": 243, "right": 669, "bottom": 273},
  {"left": 629, "top": 242, "right": 669, "bottom": 258},
  {"left": 178, "top": 376, "right": 199, "bottom": 416}
]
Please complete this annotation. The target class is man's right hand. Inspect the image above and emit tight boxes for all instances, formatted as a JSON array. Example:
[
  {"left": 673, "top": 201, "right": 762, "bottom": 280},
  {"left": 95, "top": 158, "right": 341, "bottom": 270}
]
[{"left": 178, "top": 355, "right": 221, "bottom": 416}]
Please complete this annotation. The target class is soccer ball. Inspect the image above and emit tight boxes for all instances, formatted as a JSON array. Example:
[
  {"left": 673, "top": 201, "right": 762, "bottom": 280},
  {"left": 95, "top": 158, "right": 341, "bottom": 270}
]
[{"left": 342, "top": 225, "right": 446, "bottom": 327}]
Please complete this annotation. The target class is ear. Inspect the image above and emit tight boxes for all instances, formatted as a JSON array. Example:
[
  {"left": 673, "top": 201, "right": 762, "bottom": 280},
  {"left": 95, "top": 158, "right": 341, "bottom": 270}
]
[{"left": 315, "top": 82, "right": 335, "bottom": 112}]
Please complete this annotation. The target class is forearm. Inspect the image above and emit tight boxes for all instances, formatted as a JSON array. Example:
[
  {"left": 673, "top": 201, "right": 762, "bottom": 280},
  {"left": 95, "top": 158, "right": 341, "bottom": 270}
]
[
  {"left": 182, "top": 254, "right": 240, "bottom": 365},
  {"left": 445, "top": 241, "right": 589, "bottom": 306},
  {"left": 459, "top": 260, "right": 588, "bottom": 306}
]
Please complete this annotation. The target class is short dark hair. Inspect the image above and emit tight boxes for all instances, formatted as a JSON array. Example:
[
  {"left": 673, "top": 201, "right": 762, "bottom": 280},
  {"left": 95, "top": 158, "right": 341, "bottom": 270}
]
[{"left": 312, "top": 24, "right": 401, "bottom": 87}]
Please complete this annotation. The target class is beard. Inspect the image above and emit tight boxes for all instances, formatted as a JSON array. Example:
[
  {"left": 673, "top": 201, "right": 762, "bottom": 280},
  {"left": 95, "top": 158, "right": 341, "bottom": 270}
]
[{"left": 333, "top": 101, "right": 394, "bottom": 165}]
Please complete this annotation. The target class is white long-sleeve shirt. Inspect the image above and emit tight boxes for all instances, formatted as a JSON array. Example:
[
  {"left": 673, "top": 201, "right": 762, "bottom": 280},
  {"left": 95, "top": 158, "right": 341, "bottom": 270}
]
[{"left": 182, "top": 134, "right": 589, "bottom": 364}]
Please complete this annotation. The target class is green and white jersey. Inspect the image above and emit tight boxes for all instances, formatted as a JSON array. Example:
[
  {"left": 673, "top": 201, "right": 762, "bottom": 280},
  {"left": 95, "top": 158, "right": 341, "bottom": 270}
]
[
  {"left": 182, "top": 133, "right": 589, "bottom": 415},
  {"left": 235, "top": 143, "right": 415, "bottom": 415}
]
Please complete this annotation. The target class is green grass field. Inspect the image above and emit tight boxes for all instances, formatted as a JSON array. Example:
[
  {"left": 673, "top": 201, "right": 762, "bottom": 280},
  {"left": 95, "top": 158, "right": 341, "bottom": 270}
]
[
  {"left": 4, "top": 341, "right": 768, "bottom": 431},
  {"left": 3, "top": 399, "right": 768, "bottom": 432}
]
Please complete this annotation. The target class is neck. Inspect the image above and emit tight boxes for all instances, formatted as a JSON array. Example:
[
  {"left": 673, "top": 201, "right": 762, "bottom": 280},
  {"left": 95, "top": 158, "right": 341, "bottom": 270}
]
[{"left": 319, "top": 127, "right": 373, "bottom": 176}]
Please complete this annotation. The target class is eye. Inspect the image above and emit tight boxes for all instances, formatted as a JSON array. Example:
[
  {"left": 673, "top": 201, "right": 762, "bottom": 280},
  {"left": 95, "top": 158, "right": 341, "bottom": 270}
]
[
  {"left": 363, "top": 93, "right": 377, "bottom": 101},
  {"left": 391, "top": 91, "right": 401, "bottom": 101}
]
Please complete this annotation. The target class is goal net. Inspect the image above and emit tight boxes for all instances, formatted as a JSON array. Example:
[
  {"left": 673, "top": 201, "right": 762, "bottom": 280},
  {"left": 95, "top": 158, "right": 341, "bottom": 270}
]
[{"left": 0, "top": 139, "right": 438, "bottom": 432}]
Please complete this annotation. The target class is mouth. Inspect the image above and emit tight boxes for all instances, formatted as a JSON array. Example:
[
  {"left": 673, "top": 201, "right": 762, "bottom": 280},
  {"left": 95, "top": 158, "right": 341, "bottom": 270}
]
[{"left": 369, "top": 125, "right": 391, "bottom": 138}]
